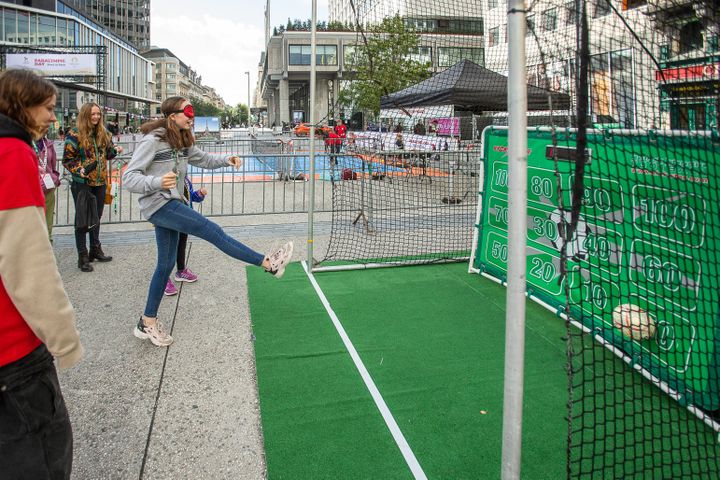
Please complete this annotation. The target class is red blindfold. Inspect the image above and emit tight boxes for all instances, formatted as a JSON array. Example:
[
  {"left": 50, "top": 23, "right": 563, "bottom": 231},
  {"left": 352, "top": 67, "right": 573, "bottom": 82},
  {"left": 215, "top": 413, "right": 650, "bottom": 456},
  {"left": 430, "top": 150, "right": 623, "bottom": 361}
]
[{"left": 168, "top": 104, "right": 194, "bottom": 119}]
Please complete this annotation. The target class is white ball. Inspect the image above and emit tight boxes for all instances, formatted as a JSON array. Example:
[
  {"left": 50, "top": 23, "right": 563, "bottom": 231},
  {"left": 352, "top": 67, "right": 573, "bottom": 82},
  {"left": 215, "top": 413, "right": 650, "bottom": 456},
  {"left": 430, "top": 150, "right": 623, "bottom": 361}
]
[{"left": 612, "top": 304, "right": 656, "bottom": 340}]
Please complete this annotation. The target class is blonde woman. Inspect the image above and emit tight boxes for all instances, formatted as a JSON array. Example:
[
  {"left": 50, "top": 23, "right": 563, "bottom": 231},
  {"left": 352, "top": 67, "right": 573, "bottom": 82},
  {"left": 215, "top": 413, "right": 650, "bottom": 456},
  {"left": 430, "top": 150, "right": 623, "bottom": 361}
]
[{"left": 62, "top": 103, "right": 124, "bottom": 272}]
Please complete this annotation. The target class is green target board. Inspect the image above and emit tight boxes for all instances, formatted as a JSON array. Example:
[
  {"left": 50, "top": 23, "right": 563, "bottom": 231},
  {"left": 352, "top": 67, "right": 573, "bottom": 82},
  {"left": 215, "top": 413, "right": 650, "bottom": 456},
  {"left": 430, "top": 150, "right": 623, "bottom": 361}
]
[{"left": 474, "top": 127, "right": 720, "bottom": 410}]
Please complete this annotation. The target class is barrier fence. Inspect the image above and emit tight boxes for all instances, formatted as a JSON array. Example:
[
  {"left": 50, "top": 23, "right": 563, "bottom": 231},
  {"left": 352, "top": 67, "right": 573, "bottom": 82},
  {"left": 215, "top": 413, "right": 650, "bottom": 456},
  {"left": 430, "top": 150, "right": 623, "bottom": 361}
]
[{"left": 50, "top": 138, "right": 480, "bottom": 228}]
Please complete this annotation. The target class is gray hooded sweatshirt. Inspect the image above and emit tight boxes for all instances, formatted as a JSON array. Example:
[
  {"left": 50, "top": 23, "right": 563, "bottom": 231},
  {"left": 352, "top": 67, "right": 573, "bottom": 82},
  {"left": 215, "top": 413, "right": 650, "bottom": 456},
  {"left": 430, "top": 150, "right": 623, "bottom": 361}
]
[{"left": 122, "top": 128, "right": 232, "bottom": 219}]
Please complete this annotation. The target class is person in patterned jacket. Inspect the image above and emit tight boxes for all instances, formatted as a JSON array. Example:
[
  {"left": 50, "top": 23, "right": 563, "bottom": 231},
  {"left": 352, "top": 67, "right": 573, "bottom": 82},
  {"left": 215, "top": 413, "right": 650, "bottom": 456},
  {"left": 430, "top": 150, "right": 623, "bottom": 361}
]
[{"left": 62, "top": 103, "right": 124, "bottom": 272}]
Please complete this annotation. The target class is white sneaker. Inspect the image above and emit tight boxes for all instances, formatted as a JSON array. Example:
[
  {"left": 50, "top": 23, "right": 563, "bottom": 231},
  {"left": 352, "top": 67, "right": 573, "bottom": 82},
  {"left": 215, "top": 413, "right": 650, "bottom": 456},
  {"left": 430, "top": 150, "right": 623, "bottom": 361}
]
[
  {"left": 264, "top": 241, "right": 293, "bottom": 278},
  {"left": 133, "top": 318, "right": 173, "bottom": 347}
]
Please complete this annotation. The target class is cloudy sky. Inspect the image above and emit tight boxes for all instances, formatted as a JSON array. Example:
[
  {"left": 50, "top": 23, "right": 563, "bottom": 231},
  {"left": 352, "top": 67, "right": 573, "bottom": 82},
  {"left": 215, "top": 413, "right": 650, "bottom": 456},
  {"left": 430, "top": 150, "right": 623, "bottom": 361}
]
[{"left": 151, "top": 0, "right": 329, "bottom": 106}]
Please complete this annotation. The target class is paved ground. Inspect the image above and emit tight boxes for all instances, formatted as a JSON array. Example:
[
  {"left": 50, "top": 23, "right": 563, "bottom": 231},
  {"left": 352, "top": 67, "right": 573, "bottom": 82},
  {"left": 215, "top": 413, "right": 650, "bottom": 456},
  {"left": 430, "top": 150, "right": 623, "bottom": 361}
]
[{"left": 53, "top": 214, "right": 328, "bottom": 480}]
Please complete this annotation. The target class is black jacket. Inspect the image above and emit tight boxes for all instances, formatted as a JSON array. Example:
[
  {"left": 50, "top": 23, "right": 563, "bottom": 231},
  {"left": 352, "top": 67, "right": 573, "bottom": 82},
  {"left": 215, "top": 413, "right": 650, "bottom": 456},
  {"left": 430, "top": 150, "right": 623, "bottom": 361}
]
[
  {"left": 0, "top": 112, "right": 34, "bottom": 146},
  {"left": 73, "top": 186, "right": 99, "bottom": 233}
]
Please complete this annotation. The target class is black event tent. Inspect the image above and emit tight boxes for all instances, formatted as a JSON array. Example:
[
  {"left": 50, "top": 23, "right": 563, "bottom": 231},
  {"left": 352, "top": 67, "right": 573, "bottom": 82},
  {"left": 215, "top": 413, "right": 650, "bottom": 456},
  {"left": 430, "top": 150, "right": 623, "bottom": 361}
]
[{"left": 380, "top": 59, "right": 571, "bottom": 112}]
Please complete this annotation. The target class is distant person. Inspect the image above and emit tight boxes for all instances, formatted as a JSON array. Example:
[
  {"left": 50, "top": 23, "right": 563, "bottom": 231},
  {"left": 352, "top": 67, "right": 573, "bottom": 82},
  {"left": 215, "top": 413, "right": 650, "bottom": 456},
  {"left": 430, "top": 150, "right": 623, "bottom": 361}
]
[
  {"left": 334, "top": 118, "right": 347, "bottom": 151},
  {"left": 62, "top": 103, "right": 124, "bottom": 272},
  {"left": 36, "top": 134, "right": 61, "bottom": 241},
  {"left": 164, "top": 176, "right": 207, "bottom": 296},
  {"left": 123, "top": 96, "right": 293, "bottom": 347},
  {"left": 0, "top": 68, "right": 84, "bottom": 480},
  {"left": 395, "top": 125, "right": 405, "bottom": 150},
  {"left": 413, "top": 121, "right": 426, "bottom": 135},
  {"left": 322, "top": 129, "right": 342, "bottom": 155}
]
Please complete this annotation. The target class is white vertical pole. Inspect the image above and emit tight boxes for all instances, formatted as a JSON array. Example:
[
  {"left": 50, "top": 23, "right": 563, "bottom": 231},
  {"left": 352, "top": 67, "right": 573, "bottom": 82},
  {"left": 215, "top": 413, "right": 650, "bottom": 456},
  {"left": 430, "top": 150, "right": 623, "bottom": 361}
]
[
  {"left": 307, "top": 0, "right": 318, "bottom": 267},
  {"left": 501, "top": 0, "right": 528, "bottom": 478}
]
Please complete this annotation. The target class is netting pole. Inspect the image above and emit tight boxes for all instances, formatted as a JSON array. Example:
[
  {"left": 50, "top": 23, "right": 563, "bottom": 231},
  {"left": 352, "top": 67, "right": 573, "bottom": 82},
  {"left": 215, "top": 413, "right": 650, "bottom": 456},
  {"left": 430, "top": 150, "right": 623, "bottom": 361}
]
[
  {"left": 501, "top": 0, "right": 528, "bottom": 478},
  {"left": 306, "top": 0, "right": 318, "bottom": 268}
]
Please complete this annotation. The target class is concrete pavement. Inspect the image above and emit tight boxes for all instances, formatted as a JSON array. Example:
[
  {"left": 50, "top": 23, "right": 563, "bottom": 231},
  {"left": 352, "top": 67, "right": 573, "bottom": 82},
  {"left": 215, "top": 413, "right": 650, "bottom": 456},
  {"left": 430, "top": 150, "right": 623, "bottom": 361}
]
[{"left": 52, "top": 214, "right": 327, "bottom": 480}]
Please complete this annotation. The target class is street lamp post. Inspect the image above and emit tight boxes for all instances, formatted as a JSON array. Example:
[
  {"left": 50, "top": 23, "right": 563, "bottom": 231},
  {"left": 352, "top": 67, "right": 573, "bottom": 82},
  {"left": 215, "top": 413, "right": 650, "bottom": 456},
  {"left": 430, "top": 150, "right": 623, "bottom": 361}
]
[{"left": 244, "top": 71, "right": 251, "bottom": 125}]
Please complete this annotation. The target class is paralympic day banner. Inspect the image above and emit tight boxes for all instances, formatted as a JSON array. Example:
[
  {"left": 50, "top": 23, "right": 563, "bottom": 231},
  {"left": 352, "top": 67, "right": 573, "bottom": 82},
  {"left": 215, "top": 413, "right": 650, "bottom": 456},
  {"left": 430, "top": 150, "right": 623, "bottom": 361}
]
[
  {"left": 6, "top": 53, "right": 97, "bottom": 76},
  {"left": 474, "top": 127, "right": 720, "bottom": 410}
]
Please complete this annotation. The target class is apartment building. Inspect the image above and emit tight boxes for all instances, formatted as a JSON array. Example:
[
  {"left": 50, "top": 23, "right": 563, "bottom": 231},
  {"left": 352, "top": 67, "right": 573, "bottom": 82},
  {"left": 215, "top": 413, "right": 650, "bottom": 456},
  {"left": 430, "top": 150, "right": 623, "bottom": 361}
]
[{"left": 141, "top": 47, "right": 225, "bottom": 116}]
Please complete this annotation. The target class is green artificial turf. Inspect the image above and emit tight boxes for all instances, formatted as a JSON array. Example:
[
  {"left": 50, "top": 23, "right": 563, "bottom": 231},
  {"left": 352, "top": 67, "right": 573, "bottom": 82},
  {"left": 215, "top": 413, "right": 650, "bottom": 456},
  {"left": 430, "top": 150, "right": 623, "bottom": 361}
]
[{"left": 248, "top": 262, "right": 570, "bottom": 479}]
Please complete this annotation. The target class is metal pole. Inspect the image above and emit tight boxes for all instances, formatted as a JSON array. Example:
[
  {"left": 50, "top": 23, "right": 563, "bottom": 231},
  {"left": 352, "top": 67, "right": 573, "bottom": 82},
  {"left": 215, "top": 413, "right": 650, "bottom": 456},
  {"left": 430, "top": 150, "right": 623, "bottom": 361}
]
[
  {"left": 307, "top": 0, "right": 317, "bottom": 267},
  {"left": 501, "top": 0, "right": 528, "bottom": 478},
  {"left": 245, "top": 71, "right": 251, "bottom": 123},
  {"left": 247, "top": 72, "right": 251, "bottom": 120}
]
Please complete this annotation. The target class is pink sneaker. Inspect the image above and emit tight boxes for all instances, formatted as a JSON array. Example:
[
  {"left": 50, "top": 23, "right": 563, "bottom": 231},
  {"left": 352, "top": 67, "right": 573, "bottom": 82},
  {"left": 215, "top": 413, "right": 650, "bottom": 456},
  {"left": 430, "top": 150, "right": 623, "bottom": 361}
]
[
  {"left": 164, "top": 280, "right": 178, "bottom": 296},
  {"left": 174, "top": 268, "right": 198, "bottom": 283}
]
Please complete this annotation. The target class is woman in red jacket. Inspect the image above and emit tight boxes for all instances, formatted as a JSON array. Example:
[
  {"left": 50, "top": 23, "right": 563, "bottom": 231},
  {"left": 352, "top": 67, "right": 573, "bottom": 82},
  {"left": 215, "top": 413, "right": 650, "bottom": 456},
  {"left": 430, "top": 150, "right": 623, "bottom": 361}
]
[{"left": 0, "top": 68, "right": 84, "bottom": 479}]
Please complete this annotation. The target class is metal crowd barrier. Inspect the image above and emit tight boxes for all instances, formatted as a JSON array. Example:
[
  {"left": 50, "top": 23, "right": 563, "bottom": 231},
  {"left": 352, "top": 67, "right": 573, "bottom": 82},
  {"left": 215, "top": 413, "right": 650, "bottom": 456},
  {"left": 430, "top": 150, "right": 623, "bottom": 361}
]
[{"left": 50, "top": 137, "right": 482, "bottom": 227}]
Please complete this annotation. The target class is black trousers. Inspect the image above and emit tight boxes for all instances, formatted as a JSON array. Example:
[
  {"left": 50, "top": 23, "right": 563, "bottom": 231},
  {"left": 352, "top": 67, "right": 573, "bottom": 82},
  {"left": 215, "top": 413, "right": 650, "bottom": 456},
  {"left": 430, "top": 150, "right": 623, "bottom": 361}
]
[
  {"left": 70, "top": 182, "right": 106, "bottom": 254},
  {"left": 0, "top": 345, "right": 73, "bottom": 480},
  {"left": 177, "top": 232, "right": 188, "bottom": 271}
]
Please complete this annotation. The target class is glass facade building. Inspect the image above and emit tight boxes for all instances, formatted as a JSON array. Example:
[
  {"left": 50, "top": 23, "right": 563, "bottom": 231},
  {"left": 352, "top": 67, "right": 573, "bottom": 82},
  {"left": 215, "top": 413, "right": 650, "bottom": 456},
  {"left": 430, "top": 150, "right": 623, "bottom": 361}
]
[{"left": 0, "top": 2, "right": 155, "bottom": 130}]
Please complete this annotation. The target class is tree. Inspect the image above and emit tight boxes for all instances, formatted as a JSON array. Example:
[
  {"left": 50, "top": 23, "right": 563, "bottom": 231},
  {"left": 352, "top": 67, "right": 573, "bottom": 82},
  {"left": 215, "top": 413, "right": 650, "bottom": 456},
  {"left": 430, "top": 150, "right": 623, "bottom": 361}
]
[
  {"left": 190, "top": 97, "right": 222, "bottom": 117},
  {"left": 338, "top": 15, "right": 432, "bottom": 117},
  {"left": 220, "top": 103, "right": 249, "bottom": 127}
]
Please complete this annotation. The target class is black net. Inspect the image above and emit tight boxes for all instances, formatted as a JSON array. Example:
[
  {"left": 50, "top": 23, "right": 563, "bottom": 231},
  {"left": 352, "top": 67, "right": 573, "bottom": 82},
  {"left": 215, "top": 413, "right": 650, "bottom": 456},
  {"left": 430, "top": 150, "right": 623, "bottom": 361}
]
[
  {"left": 471, "top": 0, "right": 720, "bottom": 478},
  {"left": 318, "top": 0, "right": 487, "bottom": 268},
  {"left": 318, "top": 0, "right": 719, "bottom": 476}
]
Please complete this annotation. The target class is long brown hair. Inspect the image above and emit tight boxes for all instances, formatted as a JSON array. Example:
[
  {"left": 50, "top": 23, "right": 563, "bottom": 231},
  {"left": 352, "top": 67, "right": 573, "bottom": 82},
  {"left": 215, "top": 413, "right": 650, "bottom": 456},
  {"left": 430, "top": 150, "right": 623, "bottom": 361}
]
[
  {"left": 140, "top": 96, "right": 195, "bottom": 150},
  {"left": 76, "top": 102, "right": 111, "bottom": 152},
  {"left": 0, "top": 68, "right": 57, "bottom": 138}
]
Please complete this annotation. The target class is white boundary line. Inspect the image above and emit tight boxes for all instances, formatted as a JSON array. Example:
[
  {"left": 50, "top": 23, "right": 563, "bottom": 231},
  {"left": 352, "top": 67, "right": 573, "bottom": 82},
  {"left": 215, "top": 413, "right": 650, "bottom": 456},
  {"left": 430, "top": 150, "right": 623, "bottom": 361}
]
[{"left": 301, "top": 261, "right": 428, "bottom": 480}]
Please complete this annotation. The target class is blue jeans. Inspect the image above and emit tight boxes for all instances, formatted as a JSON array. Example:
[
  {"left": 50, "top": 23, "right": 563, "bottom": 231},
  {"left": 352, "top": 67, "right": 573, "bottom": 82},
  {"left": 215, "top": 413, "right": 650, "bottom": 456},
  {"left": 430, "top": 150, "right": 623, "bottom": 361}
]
[{"left": 143, "top": 200, "right": 266, "bottom": 317}]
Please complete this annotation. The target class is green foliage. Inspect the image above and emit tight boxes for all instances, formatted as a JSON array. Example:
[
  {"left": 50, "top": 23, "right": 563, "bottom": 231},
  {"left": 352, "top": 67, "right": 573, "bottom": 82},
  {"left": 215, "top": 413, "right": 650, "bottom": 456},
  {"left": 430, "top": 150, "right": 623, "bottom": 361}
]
[
  {"left": 190, "top": 97, "right": 222, "bottom": 117},
  {"left": 327, "top": 21, "right": 346, "bottom": 31},
  {"left": 339, "top": 15, "right": 432, "bottom": 116},
  {"left": 275, "top": 20, "right": 354, "bottom": 34},
  {"left": 221, "top": 103, "right": 249, "bottom": 126}
]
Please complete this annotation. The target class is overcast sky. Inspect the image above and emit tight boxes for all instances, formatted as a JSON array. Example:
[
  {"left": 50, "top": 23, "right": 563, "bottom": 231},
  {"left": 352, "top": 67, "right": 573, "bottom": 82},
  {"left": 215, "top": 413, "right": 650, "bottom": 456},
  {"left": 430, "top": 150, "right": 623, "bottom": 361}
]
[{"left": 150, "top": 0, "right": 329, "bottom": 106}]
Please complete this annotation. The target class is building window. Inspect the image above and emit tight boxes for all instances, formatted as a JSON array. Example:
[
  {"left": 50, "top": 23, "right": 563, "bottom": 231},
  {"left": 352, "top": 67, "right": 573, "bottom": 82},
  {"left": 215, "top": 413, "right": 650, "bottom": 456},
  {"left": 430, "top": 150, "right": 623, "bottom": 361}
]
[
  {"left": 489, "top": 26, "right": 499, "bottom": 47},
  {"left": 593, "top": 0, "right": 611, "bottom": 18},
  {"left": 709, "top": 35, "right": 719, "bottom": 53},
  {"left": 289, "top": 45, "right": 338, "bottom": 66},
  {"left": 565, "top": 2, "right": 577, "bottom": 26},
  {"left": 589, "top": 49, "right": 635, "bottom": 128},
  {"left": 438, "top": 47, "right": 484, "bottom": 67},
  {"left": 404, "top": 17, "right": 482, "bottom": 35},
  {"left": 622, "top": 0, "right": 646, "bottom": 9},
  {"left": 678, "top": 21, "right": 702, "bottom": 54},
  {"left": 542, "top": 8, "right": 558, "bottom": 32},
  {"left": 449, "top": 19, "right": 483, "bottom": 35},
  {"left": 17, "top": 11, "right": 29, "bottom": 44},
  {"left": 659, "top": 44, "right": 670, "bottom": 60},
  {"left": 404, "top": 18, "right": 437, "bottom": 32},
  {"left": 408, "top": 46, "right": 431, "bottom": 64},
  {"left": 526, "top": 15, "right": 535, "bottom": 37},
  {"left": 3, "top": 9, "right": 17, "bottom": 43},
  {"left": 343, "top": 44, "right": 358, "bottom": 66}
]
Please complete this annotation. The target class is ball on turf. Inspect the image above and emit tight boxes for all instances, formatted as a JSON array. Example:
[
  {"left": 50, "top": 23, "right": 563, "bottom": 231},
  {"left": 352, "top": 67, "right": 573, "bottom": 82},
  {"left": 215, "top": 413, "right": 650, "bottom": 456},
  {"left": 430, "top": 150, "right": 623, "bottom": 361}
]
[{"left": 612, "top": 304, "right": 656, "bottom": 340}]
